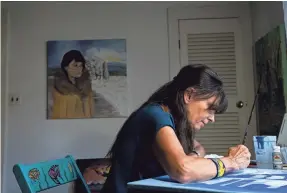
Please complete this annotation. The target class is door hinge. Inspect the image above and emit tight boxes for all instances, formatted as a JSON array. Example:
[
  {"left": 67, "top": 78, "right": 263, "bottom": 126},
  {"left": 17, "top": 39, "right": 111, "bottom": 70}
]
[{"left": 178, "top": 40, "right": 181, "bottom": 49}]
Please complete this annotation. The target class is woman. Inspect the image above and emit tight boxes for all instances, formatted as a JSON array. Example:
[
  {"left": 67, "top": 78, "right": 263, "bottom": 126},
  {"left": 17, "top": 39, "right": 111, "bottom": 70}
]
[
  {"left": 51, "top": 50, "right": 94, "bottom": 119},
  {"left": 101, "top": 64, "right": 251, "bottom": 193}
]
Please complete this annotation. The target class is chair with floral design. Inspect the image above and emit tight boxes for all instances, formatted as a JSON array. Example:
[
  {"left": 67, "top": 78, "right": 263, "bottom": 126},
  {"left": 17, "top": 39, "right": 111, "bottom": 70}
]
[{"left": 13, "top": 155, "right": 91, "bottom": 193}]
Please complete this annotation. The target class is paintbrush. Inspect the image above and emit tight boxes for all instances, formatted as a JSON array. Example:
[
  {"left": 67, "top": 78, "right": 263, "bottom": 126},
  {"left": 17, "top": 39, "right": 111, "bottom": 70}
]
[{"left": 242, "top": 73, "right": 262, "bottom": 145}]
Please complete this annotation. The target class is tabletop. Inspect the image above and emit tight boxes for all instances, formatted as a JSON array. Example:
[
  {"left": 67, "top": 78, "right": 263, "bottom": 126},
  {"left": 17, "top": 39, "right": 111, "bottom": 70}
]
[{"left": 128, "top": 168, "right": 287, "bottom": 193}]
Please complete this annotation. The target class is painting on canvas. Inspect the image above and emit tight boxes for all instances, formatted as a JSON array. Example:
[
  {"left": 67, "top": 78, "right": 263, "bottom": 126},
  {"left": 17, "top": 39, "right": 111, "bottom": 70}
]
[
  {"left": 254, "top": 25, "right": 287, "bottom": 136},
  {"left": 74, "top": 158, "right": 111, "bottom": 193},
  {"left": 47, "top": 39, "right": 128, "bottom": 119}
]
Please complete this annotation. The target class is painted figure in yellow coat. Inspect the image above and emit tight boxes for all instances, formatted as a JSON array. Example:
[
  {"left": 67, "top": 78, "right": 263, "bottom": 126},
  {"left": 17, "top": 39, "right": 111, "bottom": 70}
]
[{"left": 52, "top": 50, "right": 94, "bottom": 119}]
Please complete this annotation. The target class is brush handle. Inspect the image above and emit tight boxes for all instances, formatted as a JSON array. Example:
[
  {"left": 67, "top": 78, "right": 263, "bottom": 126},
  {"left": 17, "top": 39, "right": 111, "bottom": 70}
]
[
  {"left": 241, "top": 73, "right": 262, "bottom": 145},
  {"left": 242, "top": 132, "right": 247, "bottom": 145}
]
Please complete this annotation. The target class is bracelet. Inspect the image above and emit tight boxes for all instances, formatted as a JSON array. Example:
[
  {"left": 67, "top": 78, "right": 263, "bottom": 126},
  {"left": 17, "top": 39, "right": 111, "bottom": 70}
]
[
  {"left": 190, "top": 150, "right": 200, "bottom": 157},
  {"left": 209, "top": 158, "right": 226, "bottom": 178}
]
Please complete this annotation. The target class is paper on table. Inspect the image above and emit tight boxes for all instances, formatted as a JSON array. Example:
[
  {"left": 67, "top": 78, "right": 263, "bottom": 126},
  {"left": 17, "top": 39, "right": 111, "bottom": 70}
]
[{"left": 204, "top": 154, "right": 224, "bottom": 159}]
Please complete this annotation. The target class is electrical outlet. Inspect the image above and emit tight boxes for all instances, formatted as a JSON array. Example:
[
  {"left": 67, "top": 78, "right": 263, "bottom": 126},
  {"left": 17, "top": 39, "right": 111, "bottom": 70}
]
[{"left": 9, "top": 94, "right": 21, "bottom": 105}]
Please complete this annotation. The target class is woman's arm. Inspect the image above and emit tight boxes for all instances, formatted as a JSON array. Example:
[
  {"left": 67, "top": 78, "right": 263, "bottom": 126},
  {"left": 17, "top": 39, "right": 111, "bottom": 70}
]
[
  {"left": 193, "top": 139, "right": 206, "bottom": 157},
  {"left": 153, "top": 126, "right": 243, "bottom": 183}
]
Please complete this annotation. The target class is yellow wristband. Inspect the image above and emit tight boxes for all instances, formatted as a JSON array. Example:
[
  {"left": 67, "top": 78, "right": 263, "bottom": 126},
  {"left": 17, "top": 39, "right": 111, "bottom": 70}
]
[
  {"left": 217, "top": 159, "right": 226, "bottom": 177},
  {"left": 209, "top": 158, "right": 226, "bottom": 178}
]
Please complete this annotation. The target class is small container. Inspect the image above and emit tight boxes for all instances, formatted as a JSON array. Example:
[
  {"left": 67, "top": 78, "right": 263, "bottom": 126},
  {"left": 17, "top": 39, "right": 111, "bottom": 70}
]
[
  {"left": 253, "top": 136, "right": 277, "bottom": 169},
  {"left": 281, "top": 146, "right": 287, "bottom": 164},
  {"left": 272, "top": 146, "right": 283, "bottom": 170}
]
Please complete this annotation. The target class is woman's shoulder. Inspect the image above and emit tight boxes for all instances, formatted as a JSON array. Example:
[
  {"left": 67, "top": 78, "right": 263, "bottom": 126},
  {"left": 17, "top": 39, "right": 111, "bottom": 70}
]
[
  {"left": 138, "top": 103, "right": 173, "bottom": 121},
  {"left": 140, "top": 103, "right": 164, "bottom": 113},
  {"left": 136, "top": 103, "right": 175, "bottom": 132}
]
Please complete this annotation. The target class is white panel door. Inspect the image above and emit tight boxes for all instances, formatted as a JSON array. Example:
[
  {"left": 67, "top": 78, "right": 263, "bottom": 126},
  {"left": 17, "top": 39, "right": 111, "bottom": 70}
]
[{"left": 179, "top": 18, "right": 247, "bottom": 155}]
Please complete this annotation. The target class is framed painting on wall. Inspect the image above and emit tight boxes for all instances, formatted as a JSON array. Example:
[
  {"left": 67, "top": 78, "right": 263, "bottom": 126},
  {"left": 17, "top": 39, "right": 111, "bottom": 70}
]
[
  {"left": 46, "top": 39, "right": 128, "bottom": 119},
  {"left": 254, "top": 25, "right": 287, "bottom": 136}
]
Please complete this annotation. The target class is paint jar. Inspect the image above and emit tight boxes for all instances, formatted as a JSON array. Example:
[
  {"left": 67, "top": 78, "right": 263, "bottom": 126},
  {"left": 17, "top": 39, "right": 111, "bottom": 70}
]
[
  {"left": 253, "top": 136, "right": 277, "bottom": 169},
  {"left": 273, "top": 146, "right": 283, "bottom": 170}
]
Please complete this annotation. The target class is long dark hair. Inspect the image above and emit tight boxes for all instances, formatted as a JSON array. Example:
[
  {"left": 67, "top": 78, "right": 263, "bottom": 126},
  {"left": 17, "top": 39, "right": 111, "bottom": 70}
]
[
  {"left": 60, "top": 50, "right": 86, "bottom": 78},
  {"left": 106, "top": 64, "right": 227, "bottom": 158}
]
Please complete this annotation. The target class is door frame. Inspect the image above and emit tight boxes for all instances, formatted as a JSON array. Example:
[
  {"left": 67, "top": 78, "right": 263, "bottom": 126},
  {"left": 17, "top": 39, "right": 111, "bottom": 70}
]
[
  {"left": 1, "top": 7, "right": 9, "bottom": 193},
  {"left": 167, "top": 2, "right": 257, "bottom": 154}
]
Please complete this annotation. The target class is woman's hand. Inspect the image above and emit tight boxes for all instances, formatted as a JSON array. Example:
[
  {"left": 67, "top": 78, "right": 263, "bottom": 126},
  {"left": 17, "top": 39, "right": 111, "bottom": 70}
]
[
  {"left": 220, "top": 145, "right": 251, "bottom": 173},
  {"left": 226, "top": 145, "right": 251, "bottom": 170},
  {"left": 193, "top": 139, "right": 206, "bottom": 157}
]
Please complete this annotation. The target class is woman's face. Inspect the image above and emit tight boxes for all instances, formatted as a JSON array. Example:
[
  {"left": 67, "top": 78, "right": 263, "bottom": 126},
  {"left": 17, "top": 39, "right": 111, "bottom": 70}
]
[
  {"left": 65, "top": 59, "right": 83, "bottom": 78},
  {"left": 184, "top": 90, "right": 217, "bottom": 132}
]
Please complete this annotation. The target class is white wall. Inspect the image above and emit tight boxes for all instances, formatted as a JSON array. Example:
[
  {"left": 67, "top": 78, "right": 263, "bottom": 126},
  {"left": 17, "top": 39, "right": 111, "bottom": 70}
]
[
  {"left": 250, "top": 1, "right": 284, "bottom": 42},
  {"left": 2, "top": 2, "right": 174, "bottom": 193}
]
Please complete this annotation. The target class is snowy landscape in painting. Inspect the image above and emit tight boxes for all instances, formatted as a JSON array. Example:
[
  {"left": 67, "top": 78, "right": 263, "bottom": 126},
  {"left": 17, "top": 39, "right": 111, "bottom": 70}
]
[{"left": 91, "top": 76, "right": 128, "bottom": 117}]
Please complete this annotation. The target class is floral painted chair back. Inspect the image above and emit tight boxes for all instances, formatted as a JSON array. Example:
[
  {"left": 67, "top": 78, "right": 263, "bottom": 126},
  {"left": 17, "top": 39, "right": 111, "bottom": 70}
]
[{"left": 13, "top": 155, "right": 91, "bottom": 193}]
